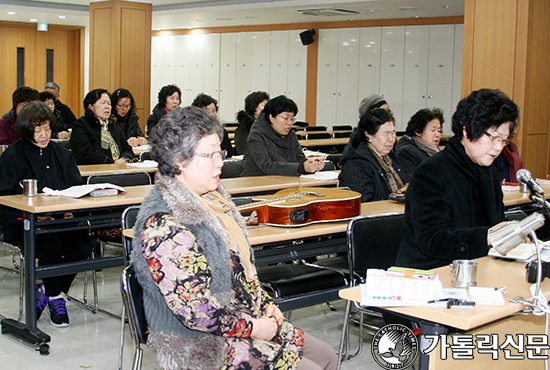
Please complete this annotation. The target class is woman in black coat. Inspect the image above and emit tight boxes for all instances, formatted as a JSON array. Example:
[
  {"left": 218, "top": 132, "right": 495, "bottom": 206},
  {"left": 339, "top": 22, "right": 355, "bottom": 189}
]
[
  {"left": 0, "top": 102, "right": 92, "bottom": 327},
  {"left": 234, "top": 91, "right": 269, "bottom": 155},
  {"left": 147, "top": 84, "right": 181, "bottom": 136},
  {"left": 396, "top": 89, "right": 520, "bottom": 270},
  {"left": 339, "top": 109, "right": 407, "bottom": 202},
  {"left": 70, "top": 89, "right": 134, "bottom": 165},
  {"left": 111, "top": 88, "right": 147, "bottom": 147}
]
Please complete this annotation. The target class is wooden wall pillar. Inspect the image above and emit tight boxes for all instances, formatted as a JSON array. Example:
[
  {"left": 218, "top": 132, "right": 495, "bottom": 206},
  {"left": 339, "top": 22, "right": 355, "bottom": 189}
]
[
  {"left": 462, "top": 0, "right": 550, "bottom": 178},
  {"left": 90, "top": 0, "right": 152, "bottom": 133}
]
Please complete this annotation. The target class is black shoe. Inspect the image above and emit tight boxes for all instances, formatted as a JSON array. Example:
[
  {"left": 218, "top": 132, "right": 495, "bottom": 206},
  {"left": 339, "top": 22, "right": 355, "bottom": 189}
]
[{"left": 48, "top": 298, "right": 69, "bottom": 327}]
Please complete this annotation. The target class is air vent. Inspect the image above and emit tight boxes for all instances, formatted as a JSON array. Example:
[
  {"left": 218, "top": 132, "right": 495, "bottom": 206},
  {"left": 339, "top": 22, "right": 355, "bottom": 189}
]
[{"left": 296, "top": 8, "right": 360, "bottom": 17}]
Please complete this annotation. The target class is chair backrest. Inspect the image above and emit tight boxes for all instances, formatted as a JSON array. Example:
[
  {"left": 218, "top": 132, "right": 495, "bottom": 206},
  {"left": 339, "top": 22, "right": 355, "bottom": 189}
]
[
  {"left": 333, "top": 131, "right": 352, "bottom": 138},
  {"left": 121, "top": 206, "right": 140, "bottom": 262},
  {"left": 295, "top": 133, "right": 303, "bottom": 140},
  {"left": 121, "top": 265, "right": 148, "bottom": 345},
  {"left": 306, "top": 132, "right": 331, "bottom": 140},
  {"left": 325, "top": 154, "right": 342, "bottom": 170},
  {"left": 332, "top": 125, "right": 353, "bottom": 131},
  {"left": 294, "top": 121, "right": 308, "bottom": 127},
  {"left": 347, "top": 213, "right": 405, "bottom": 280},
  {"left": 56, "top": 140, "right": 72, "bottom": 151},
  {"left": 321, "top": 161, "right": 336, "bottom": 171},
  {"left": 139, "top": 151, "right": 151, "bottom": 162},
  {"left": 221, "top": 160, "right": 242, "bottom": 178},
  {"left": 87, "top": 171, "right": 152, "bottom": 187},
  {"left": 305, "top": 126, "right": 327, "bottom": 132}
]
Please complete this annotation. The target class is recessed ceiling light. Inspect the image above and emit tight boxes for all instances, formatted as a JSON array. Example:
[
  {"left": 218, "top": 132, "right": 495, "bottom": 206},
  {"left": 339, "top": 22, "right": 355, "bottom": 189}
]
[
  {"left": 58, "top": 15, "right": 66, "bottom": 19},
  {"left": 215, "top": 18, "right": 233, "bottom": 21},
  {"left": 443, "top": 5, "right": 453, "bottom": 9},
  {"left": 195, "top": 19, "right": 203, "bottom": 22},
  {"left": 245, "top": 16, "right": 255, "bottom": 19},
  {"left": 185, "top": 27, "right": 193, "bottom": 29},
  {"left": 7, "top": 11, "right": 15, "bottom": 15},
  {"left": 398, "top": 7, "right": 418, "bottom": 11},
  {"left": 30, "top": 18, "right": 37, "bottom": 22}
]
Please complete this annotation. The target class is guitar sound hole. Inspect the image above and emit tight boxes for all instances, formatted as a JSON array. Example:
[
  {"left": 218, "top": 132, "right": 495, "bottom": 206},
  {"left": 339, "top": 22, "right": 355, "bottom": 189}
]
[{"left": 290, "top": 208, "right": 309, "bottom": 223}]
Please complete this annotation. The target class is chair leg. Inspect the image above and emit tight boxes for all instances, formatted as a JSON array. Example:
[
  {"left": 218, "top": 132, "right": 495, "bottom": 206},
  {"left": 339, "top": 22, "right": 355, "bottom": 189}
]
[
  {"left": 337, "top": 300, "right": 352, "bottom": 369},
  {"left": 118, "top": 304, "right": 126, "bottom": 370},
  {"left": 132, "top": 348, "right": 143, "bottom": 370},
  {"left": 17, "top": 248, "right": 24, "bottom": 322}
]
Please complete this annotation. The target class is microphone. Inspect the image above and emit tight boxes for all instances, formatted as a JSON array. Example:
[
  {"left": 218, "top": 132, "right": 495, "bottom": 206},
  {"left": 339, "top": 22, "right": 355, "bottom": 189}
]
[{"left": 517, "top": 169, "right": 544, "bottom": 195}]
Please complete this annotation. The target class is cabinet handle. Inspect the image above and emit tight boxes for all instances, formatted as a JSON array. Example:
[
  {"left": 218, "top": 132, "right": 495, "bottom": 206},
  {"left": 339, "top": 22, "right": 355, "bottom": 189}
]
[{"left": 429, "top": 95, "right": 433, "bottom": 99}]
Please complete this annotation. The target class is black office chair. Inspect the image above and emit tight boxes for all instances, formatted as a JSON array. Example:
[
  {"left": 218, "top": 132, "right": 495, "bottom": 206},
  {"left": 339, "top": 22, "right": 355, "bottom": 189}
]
[
  {"left": 0, "top": 240, "right": 24, "bottom": 321},
  {"left": 139, "top": 151, "right": 151, "bottom": 162},
  {"left": 326, "top": 154, "right": 342, "bottom": 170},
  {"left": 333, "top": 132, "right": 351, "bottom": 138},
  {"left": 305, "top": 132, "right": 331, "bottom": 140},
  {"left": 118, "top": 206, "right": 142, "bottom": 370},
  {"left": 80, "top": 172, "right": 151, "bottom": 314},
  {"left": 321, "top": 161, "right": 337, "bottom": 171},
  {"left": 304, "top": 126, "right": 327, "bottom": 132},
  {"left": 257, "top": 261, "right": 348, "bottom": 313},
  {"left": 294, "top": 121, "right": 308, "bottom": 127},
  {"left": 337, "top": 213, "right": 405, "bottom": 366},
  {"left": 221, "top": 160, "right": 242, "bottom": 179},
  {"left": 56, "top": 140, "right": 71, "bottom": 151},
  {"left": 295, "top": 133, "right": 303, "bottom": 140},
  {"left": 120, "top": 265, "right": 148, "bottom": 370},
  {"left": 332, "top": 125, "right": 353, "bottom": 131}
]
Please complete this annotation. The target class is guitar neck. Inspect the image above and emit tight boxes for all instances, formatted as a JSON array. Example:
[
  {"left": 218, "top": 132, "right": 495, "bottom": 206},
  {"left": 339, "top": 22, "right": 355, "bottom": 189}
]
[{"left": 236, "top": 194, "right": 298, "bottom": 212}]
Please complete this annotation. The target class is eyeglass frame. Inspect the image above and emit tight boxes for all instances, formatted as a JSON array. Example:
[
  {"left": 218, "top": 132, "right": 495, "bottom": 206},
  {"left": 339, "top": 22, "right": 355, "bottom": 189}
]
[
  {"left": 483, "top": 131, "right": 511, "bottom": 146},
  {"left": 276, "top": 113, "right": 297, "bottom": 124},
  {"left": 195, "top": 150, "right": 227, "bottom": 163},
  {"left": 116, "top": 103, "right": 132, "bottom": 110}
]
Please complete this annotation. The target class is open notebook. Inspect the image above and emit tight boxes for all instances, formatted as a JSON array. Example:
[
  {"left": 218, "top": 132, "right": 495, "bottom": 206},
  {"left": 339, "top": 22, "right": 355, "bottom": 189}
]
[{"left": 361, "top": 269, "right": 444, "bottom": 307}]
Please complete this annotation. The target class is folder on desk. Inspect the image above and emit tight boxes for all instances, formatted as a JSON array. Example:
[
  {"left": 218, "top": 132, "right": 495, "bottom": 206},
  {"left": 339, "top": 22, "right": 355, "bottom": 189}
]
[{"left": 360, "top": 269, "right": 444, "bottom": 307}]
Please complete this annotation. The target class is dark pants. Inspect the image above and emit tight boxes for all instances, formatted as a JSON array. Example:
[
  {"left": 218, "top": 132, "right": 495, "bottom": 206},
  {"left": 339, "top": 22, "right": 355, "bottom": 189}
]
[{"left": 10, "top": 229, "right": 93, "bottom": 297}]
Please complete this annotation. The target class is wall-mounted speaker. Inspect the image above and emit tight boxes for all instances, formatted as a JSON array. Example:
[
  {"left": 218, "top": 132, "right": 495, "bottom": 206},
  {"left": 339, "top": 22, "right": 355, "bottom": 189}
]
[{"left": 299, "top": 29, "right": 316, "bottom": 46}]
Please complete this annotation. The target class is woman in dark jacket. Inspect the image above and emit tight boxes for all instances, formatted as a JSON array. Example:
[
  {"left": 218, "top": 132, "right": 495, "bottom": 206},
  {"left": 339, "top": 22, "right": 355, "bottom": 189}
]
[
  {"left": 234, "top": 91, "right": 269, "bottom": 155},
  {"left": 147, "top": 84, "right": 181, "bottom": 136},
  {"left": 111, "top": 88, "right": 147, "bottom": 147},
  {"left": 396, "top": 89, "right": 519, "bottom": 270},
  {"left": 0, "top": 101, "right": 92, "bottom": 327},
  {"left": 70, "top": 89, "right": 134, "bottom": 165},
  {"left": 240, "top": 95, "right": 324, "bottom": 176},
  {"left": 339, "top": 109, "right": 407, "bottom": 202},
  {"left": 395, "top": 107, "right": 444, "bottom": 179}
]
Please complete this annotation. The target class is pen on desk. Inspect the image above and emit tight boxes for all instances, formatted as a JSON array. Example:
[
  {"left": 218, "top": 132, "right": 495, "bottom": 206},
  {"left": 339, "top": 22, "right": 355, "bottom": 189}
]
[{"left": 428, "top": 298, "right": 452, "bottom": 304}]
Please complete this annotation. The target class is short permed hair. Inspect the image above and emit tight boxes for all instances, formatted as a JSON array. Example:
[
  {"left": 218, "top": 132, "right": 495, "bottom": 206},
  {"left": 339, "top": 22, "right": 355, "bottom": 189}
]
[
  {"left": 244, "top": 91, "right": 269, "bottom": 116},
  {"left": 191, "top": 93, "right": 218, "bottom": 112},
  {"left": 12, "top": 86, "right": 39, "bottom": 111},
  {"left": 261, "top": 95, "right": 298, "bottom": 121},
  {"left": 157, "top": 85, "right": 181, "bottom": 109},
  {"left": 111, "top": 88, "right": 136, "bottom": 114},
  {"left": 16, "top": 101, "right": 57, "bottom": 142},
  {"left": 44, "top": 82, "right": 60, "bottom": 94},
  {"left": 358, "top": 108, "right": 395, "bottom": 140},
  {"left": 149, "top": 106, "right": 223, "bottom": 177},
  {"left": 405, "top": 108, "right": 445, "bottom": 137},
  {"left": 452, "top": 89, "right": 519, "bottom": 141}
]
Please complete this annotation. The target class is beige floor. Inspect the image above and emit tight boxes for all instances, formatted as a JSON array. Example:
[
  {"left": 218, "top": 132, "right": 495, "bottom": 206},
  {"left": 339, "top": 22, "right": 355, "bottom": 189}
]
[{"left": 0, "top": 245, "right": 385, "bottom": 370}]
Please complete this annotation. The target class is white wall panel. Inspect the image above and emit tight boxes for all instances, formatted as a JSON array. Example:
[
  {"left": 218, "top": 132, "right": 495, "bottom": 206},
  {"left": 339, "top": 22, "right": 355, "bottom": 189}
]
[
  {"left": 287, "top": 30, "right": 307, "bottom": 120},
  {"left": 316, "top": 29, "right": 339, "bottom": 127},
  {"left": 269, "top": 31, "right": 289, "bottom": 98},
  {"left": 174, "top": 35, "right": 191, "bottom": 104},
  {"left": 204, "top": 33, "right": 220, "bottom": 102},
  {"left": 380, "top": 26, "right": 406, "bottom": 130},
  {"left": 358, "top": 27, "right": 382, "bottom": 120},
  {"left": 402, "top": 25, "right": 429, "bottom": 128},
  {"left": 335, "top": 28, "right": 360, "bottom": 128},
  {"left": 450, "top": 24, "right": 464, "bottom": 136},
  {"left": 219, "top": 33, "right": 237, "bottom": 122}
]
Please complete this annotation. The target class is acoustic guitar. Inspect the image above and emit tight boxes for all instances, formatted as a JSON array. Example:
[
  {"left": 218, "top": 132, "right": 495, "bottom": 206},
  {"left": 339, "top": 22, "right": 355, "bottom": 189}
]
[{"left": 237, "top": 187, "right": 361, "bottom": 227}]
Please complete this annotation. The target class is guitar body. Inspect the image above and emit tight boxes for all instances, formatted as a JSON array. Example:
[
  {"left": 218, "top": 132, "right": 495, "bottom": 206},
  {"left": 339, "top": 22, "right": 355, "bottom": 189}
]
[{"left": 239, "top": 187, "right": 361, "bottom": 227}]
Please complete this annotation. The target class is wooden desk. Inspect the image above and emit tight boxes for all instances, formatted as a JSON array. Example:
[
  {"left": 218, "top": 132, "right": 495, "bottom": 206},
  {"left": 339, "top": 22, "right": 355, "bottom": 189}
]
[
  {"left": 339, "top": 257, "right": 550, "bottom": 369},
  {"left": 78, "top": 163, "right": 157, "bottom": 177},
  {"left": 225, "top": 126, "right": 237, "bottom": 132},
  {"left": 220, "top": 172, "right": 339, "bottom": 195},
  {"left": 298, "top": 137, "right": 350, "bottom": 147}
]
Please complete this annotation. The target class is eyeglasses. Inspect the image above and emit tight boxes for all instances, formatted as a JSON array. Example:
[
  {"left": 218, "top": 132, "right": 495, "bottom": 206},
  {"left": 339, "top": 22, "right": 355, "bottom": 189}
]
[
  {"left": 484, "top": 132, "right": 510, "bottom": 146},
  {"left": 195, "top": 150, "right": 227, "bottom": 163},
  {"left": 277, "top": 114, "right": 297, "bottom": 124},
  {"left": 116, "top": 104, "right": 131, "bottom": 110}
]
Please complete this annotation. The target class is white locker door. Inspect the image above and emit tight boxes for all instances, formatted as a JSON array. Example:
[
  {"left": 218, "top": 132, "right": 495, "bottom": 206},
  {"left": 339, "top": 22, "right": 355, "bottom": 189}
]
[
  {"left": 250, "top": 32, "right": 271, "bottom": 94},
  {"left": 427, "top": 24, "right": 455, "bottom": 129},
  {"left": 150, "top": 36, "right": 163, "bottom": 112},
  {"left": 380, "top": 26, "right": 406, "bottom": 130},
  {"left": 335, "top": 28, "right": 361, "bottom": 128},
  {"left": 219, "top": 33, "right": 237, "bottom": 123},
  {"left": 235, "top": 33, "right": 254, "bottom": 110},
  {"left": 287, "top": 30, "right": 307, "bottom": 120},
  {"left": 358, "top": 27, "right": 382, "bottom": 118},
  {"left": 402, "top": 25, "right": 429, "bottom": 129},
  {"left": 450, "top": 24, "right": 464, "bottom": 136},
  {"left": 204, "top": 33, "right": 220, "bottom": 103},
  {"left": 161, "top": 35, "right": 177, "bottom": 88},
  {"left": 269, "top": 31, "right": 289, "bottom": 99},
  {"left": 174, "top": 35, "right": 191, "bottom": 105},
  {"left": 188, "top": 33, "right": 206, "bottom": 105},
  {"left": 316, "top": 29, "right": 339, "bottom": 127}
]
